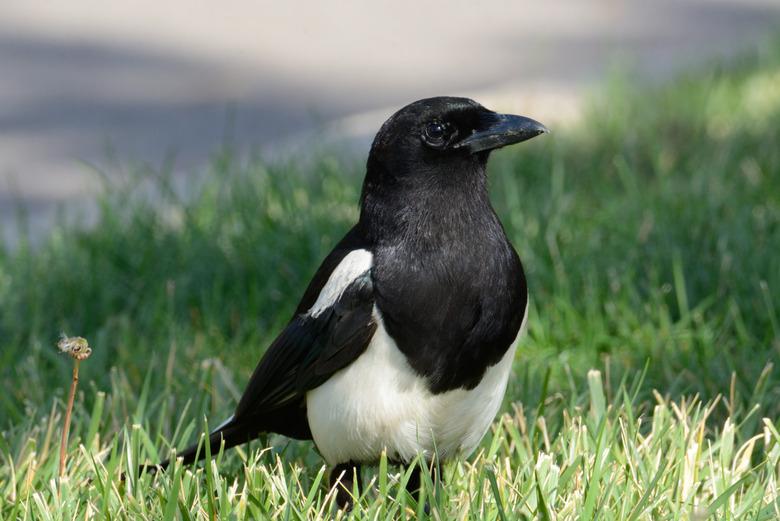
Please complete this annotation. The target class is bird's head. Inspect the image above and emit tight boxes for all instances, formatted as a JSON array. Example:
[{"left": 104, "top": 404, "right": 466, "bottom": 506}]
[{"left": 363, "top": 97, "right": 548, "bottom": 204}]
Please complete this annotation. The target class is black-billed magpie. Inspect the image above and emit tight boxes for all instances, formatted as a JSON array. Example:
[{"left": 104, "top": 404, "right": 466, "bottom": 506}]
[{"left": 153, "top": 97, "right": 547, "bottom": 507}]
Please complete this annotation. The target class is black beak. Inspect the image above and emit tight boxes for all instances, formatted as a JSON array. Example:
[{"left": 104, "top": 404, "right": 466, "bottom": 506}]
[{"left": 454, "top": 113, "right": 549, "bottom": 153}]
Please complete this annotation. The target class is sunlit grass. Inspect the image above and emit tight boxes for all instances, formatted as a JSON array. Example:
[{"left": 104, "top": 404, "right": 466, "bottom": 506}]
[{"left": 2, "top": 368, "right": 779, "bottom": 519}]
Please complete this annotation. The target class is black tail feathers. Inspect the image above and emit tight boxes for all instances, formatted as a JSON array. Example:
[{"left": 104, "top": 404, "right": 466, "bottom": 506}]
[{"left": 138, "top": 418, "right": 253, "bottom": 476}]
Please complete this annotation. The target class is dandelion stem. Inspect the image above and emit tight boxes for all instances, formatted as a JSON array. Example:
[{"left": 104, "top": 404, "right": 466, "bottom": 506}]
[{"left": 59, "top": 359, "right": 81, "bottom": 480}]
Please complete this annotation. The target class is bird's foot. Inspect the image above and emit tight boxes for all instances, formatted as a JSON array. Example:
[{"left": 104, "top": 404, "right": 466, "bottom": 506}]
[{"left": 330, "top": 462, "right": 361, "bottom": 511}]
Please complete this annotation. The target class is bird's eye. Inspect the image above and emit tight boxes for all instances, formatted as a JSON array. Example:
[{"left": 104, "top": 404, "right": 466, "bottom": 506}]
[
  {"left": 422, "top": 121, "right": 454, "bottom": 148},
  {"left": 426, "top": 122, "right": 446, "bottom": 139}
]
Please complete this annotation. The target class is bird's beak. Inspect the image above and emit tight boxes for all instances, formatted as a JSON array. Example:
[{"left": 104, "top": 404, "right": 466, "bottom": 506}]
[{"left": 454, "top": 113, "right": 549, "bottom": 153}]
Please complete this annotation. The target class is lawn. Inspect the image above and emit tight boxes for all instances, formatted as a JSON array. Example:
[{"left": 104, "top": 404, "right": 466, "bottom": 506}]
[{"left": 1, "top": 39, "right": 779, "bottom": 519}]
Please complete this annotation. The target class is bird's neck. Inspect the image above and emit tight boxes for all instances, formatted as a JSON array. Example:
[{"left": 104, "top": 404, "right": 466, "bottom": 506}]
[{"left": 358, "top": 165, "right": 502, "bottom": 248}]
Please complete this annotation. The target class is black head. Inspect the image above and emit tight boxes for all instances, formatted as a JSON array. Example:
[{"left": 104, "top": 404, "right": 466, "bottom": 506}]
[{"left": 362, "top": 97, "right": 547, "bottom": 202}]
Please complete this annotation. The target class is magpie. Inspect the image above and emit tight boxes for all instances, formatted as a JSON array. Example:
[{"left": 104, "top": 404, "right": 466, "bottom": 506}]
[{"left": 151, "top": 97, "right": 547, "bottom": 508}]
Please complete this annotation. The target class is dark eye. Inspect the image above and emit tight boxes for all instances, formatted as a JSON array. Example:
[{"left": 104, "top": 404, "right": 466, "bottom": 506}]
[
  {"left": 422, "top": 120, "right": 454, "bottom": 148},
  {"left": 426, "top": 122, "right": 446, "bottom": 139}
]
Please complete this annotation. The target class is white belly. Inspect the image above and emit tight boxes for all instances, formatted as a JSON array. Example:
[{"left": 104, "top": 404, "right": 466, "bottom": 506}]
[{"left": 306, "top": 306, "right": 526, "bottom": 465}]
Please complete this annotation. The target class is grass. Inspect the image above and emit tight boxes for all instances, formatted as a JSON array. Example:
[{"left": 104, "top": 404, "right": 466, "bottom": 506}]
[{"left": 1, "top": 37, "right": 780, "bottom": 518}]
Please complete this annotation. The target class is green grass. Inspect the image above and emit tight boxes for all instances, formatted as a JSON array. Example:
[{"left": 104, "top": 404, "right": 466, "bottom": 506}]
[{"left": 1, "top": 38, "right": 780, "bottom": 519}]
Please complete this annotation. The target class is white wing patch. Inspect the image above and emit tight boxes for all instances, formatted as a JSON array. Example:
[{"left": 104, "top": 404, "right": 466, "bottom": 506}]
[{"left": 308, "top": 249, "right": 373, "bottom": 317}]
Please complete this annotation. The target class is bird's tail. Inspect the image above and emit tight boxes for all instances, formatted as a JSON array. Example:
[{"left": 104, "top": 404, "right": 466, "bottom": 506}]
[{"left": 141, "top": 415, "right": 255, "bottom": 475}]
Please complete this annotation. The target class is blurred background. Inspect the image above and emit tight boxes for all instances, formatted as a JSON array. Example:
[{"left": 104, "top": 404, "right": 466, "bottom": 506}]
[{"left": 2, "top": 0, "right": 780, "bottom": 244}]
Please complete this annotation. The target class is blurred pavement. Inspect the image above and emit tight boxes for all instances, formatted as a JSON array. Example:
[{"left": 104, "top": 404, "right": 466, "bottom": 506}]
[{"left": 1, "top": 1, "right": 779, "bottom": 243}]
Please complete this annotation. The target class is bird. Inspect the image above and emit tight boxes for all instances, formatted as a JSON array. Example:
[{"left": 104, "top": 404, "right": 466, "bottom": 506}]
[{"left": 146, "top": 96, "right": 548, "bottom": 509}]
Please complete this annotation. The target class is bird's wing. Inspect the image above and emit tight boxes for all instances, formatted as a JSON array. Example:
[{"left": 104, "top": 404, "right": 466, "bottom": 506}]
[{"left": 233, "top": 250, "right": 376, "bottom": 419}]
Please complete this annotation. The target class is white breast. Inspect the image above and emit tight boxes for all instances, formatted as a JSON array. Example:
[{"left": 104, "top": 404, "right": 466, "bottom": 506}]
[{"left": 306, "top": 305, "right": 527, "bottom": 466}]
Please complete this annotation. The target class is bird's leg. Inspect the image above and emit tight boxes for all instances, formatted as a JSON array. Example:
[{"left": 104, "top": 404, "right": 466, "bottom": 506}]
[
  {"left": 405, "top": 460, "right": 440, "bottom": 507},
  {"left": 330, "top": 462, "right": 361, "bottom": 510},
  {"left": 405, "top": 464, "right": 422, "bottom": 499}
]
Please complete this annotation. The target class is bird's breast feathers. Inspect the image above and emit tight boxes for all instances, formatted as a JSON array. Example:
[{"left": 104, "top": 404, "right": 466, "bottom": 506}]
[{"left": 303, "top": 248, "right": 527, "bottom": 465}]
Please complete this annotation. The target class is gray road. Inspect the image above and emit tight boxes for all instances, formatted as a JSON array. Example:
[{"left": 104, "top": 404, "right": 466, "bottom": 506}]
[{"left": 1, "top": 1, "right": 779, "bottom": 244}]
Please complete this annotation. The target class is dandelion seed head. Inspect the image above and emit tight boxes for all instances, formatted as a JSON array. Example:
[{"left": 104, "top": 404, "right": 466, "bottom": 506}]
[{"left": 57, "top": 335, "right": 92, "bottom": 361}]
